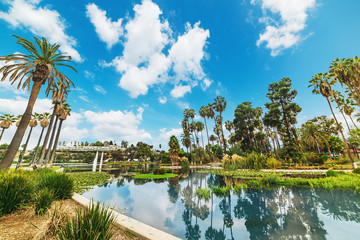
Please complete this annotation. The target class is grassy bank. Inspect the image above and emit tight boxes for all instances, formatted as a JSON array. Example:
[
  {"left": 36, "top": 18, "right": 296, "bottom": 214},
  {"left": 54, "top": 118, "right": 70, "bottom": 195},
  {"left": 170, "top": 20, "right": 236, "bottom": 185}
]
[
  {"left": 67, "top": 172, "right": 111, "bottom": 193},
  {"left": 203, "top": 169, "right": 360, "bottom": 191},
  {"left": 133, "top": 173, "right": 178, "bottom": 179}
]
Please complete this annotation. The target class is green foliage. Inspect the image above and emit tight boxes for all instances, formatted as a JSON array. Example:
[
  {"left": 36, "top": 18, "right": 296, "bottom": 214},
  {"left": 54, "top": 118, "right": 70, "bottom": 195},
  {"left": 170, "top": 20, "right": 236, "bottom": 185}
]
[
  {"left": 90, "top": 141, "right": 104, "bottom": 146},
  {"left": 33, "top": 187, "right": 54, "bottom": 215},
  {"left": 211, "top": 185, "right": 232, "bottom": 197},
  {"left": 196, "top": 188, "right": 210, "bottom": 200},
  {"left": 326, "top": 170, "right": 337, "bottom": 177},
  {"left": 278, "top": 144, "right": 304, "bottom": 163},
  {"left": 267, "top": 157, "right": 281, "bottom": 169},
  {"left": 38, "top": 172, "right": 73, "bottom": 199},
  {"left": 179, "top": 156, "right": 190, "bottom": 168},
  {"left": 132, "top": 173, "right": 178, "bottom": 179},
  {"left": 0, "top": 143, "right": 9, "bottom": 149},
  {"left": 0, "top": 171, "right": 33, "bottom": 216},
  {"left": 329, "top": 136, "right": 345, "bottom": 153},
  {"left": 153, "top": 168, "right": 165, "bottom": 175},
  {"left": 57, "top": 202, "right": 114, "bottom": 240},
  {"left": 348, "top": 128, "right": 360, "bottom": 149},
  {"left": 168, "top": 135, "right": 180, "bottom": 155},
  {"left": 68, "top": 172, "right": 111, "bottom": 193},
  {"left": 211, "top": 144, "right": 223, "bottom": 160},
  {"left": 110, "top": 150, "right": 125, "bottom": 161},
  {"left": 243, "top": 152, "right": 267, "bottom": 170},
  {"left": 353, "top": 168, "right": 360, "bottom": 174}
]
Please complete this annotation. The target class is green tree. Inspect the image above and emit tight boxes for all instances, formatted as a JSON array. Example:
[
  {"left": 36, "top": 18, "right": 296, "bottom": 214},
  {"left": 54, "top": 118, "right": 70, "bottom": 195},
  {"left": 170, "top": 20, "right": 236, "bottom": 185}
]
[
  {"left": 300, "top": 123, "right": 330, "bottom": 153},
  {"left": 0, "top": 114, "right": 16, "bottom": 141},
  {"left": 0, "top": 36, "right": 76, "bottom": 170},
  {"left": 328, "top": 136, "right": 345, "bottom": 154},
  {"left": 213, "top": 96, "right": 227, "bottom": 153}
]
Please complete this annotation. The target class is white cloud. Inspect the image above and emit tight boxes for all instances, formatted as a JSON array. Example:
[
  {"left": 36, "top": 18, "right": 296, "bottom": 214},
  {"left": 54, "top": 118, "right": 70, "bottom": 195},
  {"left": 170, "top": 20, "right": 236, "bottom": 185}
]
[
  {"left": 176, "top": 101, "right": 189, "bottom": 109},
  {"left": 79, "top": 95, "right": 90, "bottom": 102},
  {"left": 158, "top": 128, "right": 182, "bottom": 144},
  {"left": 83, "top": 107, "right": 151, "bottom": 144},
  {"left": 84, "top": 70, "right": 95, "bottom": 81},
  {"left": 86, "top": 3, "right": 123, "bottom": 49},
  {"left": 94, "top": 85, "right": 107, "bottom": 95},
  {"left": 0, "top": 0, "right": 82, "bottom": 61},
  {"left": 201, "top": 78, "right": 212, "bottom": 91},
  {"left": 255, "top": 0, "right": 316, "bottom": 56},
  {"left": 170, "top": 84, "right": 191, "bottom": 98},
  {"left": 159, "top": 96, "right": 167, "bottom": 104},
  {"left": 102, "top": 0, "right": 210, "bottom": 98},
  {"left": 0, "top": 96, "right": 52, "bottom": 115},
  {"left": 169, "top": 21, "right": 209, "bottom": 83}
]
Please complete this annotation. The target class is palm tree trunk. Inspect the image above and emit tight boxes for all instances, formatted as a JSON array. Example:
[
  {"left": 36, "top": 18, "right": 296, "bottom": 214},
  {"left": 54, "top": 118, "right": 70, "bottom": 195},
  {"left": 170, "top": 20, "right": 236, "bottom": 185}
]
[
  {"left": 16, "top": 127, "right": 34, "bottom": 170},
  {"left": 340, "top": 111, "right": 351, "bottom": 132},
  {"left": 326, "top": 97, "right": 356, "bottom": 168},
  {"left": 0, "top": 128, "right": 5, "bottom": 141},
  {"left": 31, "top": 127, "right": 45, "bottom": 165},
  {"left": 349, "top": 115, "right": 358, "bottom": 129},
  {"left": 203, "top": 117, "right": 212, "bottom": 162},
  {"left": 219, "top": 115, "right": 227, "bottom": 153},
  {"left": 37, "top": 103, "right": 58, "bottom": 165},
  {"left": 0, "top": 80, "right": 42, "bottom": 171},
  {"left": 49, "top": 119, "right": 63, "bottom": 166},
  {"left": 44, "top": 116, "right": 59, "bottom": 165}
]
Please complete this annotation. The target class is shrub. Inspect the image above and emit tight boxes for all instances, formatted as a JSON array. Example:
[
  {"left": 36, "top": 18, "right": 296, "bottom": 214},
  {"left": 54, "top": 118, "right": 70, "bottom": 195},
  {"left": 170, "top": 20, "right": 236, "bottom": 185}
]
[
  {"left": 243, "top": 152, "right": 267, "bottom": 170},
  {"left": 326, "top": 170, "right": 337, "bottom": 177},
  {"left": 353, "top": 168, "right": 360, "bottom": 174},
  {"left": 196, "top": 188, "right": 210, "bottom": 200},
  {"left": 0, "top": 172, "right": 33, "bottom": 216},
  {"left": 153, "top": 168, "right": 165, "bottom": 175},
  {"left": 57, "top": 202, "right": 114, "bottom": 240},
  {"left": 33, "top": 187, "right": 54, "bottom": 215},
  {"left": 38, "top": 172, "right": 73, "bottom": 199},
  {"left": 179, "top": 157, "right": 190, "bottom": 168},
  {"left": 261, "top": 174, "right": 279, "bottom": 185},
  {"left": 267, "top": 157, "right": 281, "bottom": 169},
  {"left": 222, "top": 154, "right": 243, "bottom": 170}
]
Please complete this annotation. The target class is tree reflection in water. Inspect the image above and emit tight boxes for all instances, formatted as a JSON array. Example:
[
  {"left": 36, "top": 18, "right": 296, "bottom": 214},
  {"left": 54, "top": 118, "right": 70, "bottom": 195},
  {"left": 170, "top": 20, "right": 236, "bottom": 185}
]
[{"left": 177, "top": 173, "right": 360, "bottom": 240}]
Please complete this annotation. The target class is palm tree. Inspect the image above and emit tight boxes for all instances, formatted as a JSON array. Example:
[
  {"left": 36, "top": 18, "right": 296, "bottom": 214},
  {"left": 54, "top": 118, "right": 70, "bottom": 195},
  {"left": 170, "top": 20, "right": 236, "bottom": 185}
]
[
  {"left": 209, "top": 134, "right": 217, "bottom": 146},
  {"left": 213, "top": 96, "right": 227, "bottom": 153},
  {"left": 0, "top": 35, "right": 76, "bottom": 170},
  {"left": 16, "top": 113, "right": 40, "bottom": 169},
  {"left": 49, "top": 103, "right": 71, "bottom": 166},
  {"left": 199, "top": 106, "right": 212, "bottom": 161},
  {"left": 300, "top": 123, "right": 329, "bottom": 153},
  {"left": 309, "top": 73, "right": 356, "bottom": 168},
  {"left": 31, "top": 112, "right": 51, "bottom": 165},
  {"left": 37, "top": 85, "right": 69, "bottom": 165},
  {"left": 0, "top": 114, "right": 16, "bottom": 141},
  {"left": 15, "top": 115, "right": 22, "bottom": 127}
]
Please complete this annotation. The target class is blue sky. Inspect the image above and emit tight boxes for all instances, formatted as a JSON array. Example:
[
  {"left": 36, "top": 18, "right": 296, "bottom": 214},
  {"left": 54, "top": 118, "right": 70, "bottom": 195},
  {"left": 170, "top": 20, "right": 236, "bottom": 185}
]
[{"left": 0, "top": 0, "right": 360, "bottom": 149}]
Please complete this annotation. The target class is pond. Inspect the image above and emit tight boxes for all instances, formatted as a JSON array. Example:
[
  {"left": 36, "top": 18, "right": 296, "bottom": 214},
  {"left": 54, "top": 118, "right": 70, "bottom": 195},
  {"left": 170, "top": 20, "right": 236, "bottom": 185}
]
[{"left": 82, "top": 171, "right": 360, "bottom": 239}]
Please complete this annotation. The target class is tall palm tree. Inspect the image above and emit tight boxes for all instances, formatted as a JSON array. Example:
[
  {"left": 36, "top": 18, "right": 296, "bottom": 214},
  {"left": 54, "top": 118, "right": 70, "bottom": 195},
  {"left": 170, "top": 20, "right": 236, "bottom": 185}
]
[
  {"left": 16, "top": 113, "right": 40, "bottom": 169},
  {"left": 49, "top": 103, "right": 71, "bottom": 165},
  {"left": 0, "top": 35, "right": 76, "bottom": 171},
  {"left": 309, "top": 73, "right": 356, "bottom": 168},
  {"left": 300, "top": 123, "right": 329, "bottom": 153},
  {"left": 199, "top": 106, "right": 212, "bottom": 160},
  {"left": 209, "top": 134, "right": 217, "bottom": 146},
  {"left": 37, "top": 85, "right": 69, "bottom": 165},
  {"left": 0, "top": 114, "right": 16, "bottom": 141},
  {"left": 213, "top": 96, "right": 227, "bottom": 153},
  {"left": 31, "top": 112, "right": 51, "bottom": 165}
]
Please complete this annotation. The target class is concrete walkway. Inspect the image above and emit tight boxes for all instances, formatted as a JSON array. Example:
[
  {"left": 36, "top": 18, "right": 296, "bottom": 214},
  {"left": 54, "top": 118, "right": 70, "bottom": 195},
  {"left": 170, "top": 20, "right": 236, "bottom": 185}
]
[{"left": 72, "top": 193, "right": 181, "bottom": 240}]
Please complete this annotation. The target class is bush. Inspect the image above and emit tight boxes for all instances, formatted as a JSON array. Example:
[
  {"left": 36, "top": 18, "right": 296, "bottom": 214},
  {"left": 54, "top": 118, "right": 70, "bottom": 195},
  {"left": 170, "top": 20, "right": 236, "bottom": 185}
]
[
  {"left": 33, "top": 187, "right": 54, "bottom": 215},
  {"left": 243, "top": 152, "right": 267, "bottom": 170},
  {"left": 267, "top": 157, "right": 281, "bottom": 169},
  {"left": 326, "top": 170, "right": 337, "bottom": 177},
  {"left": 353, "top": 168, "right": 360, "bottom": 174},
  {"left": 57, "top": 202, "right": 114, "bottom": 240},
  {"left": 38, "top": 172, "right": 73, "bottom": 199},
  {"left": 153, "top": 168, "right": 165, "bottom": 175},
  {"left": 222, "top": 154, "right": 243, "bottom": 170},
  {"left": 0, "top": 172, "right": 33, "bottom": 216},
  {"left": 179, "top": 157, "right": 190, "bottom": 168}
]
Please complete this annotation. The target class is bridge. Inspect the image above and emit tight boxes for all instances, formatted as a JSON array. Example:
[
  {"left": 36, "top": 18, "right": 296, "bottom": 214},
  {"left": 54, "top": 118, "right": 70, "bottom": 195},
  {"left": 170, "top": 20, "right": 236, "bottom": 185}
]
[{"left": 57, "top": 146, "right": 126, "bottom": 152}]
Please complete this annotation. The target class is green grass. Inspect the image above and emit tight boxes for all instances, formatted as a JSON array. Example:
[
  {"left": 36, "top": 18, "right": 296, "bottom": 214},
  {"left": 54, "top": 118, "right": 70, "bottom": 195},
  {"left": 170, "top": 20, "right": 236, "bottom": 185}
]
[
  {"left": 132, "top": 173, "right": 178, "bottom": 179},
  {"left": 67, "top": 172, "right": 111, "bottom": 193}
]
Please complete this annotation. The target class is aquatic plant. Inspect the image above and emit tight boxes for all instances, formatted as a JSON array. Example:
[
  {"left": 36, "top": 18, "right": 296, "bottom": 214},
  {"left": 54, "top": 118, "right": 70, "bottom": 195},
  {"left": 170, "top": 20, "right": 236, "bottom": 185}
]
[{"left": 196, "top": 188, "right": 210, "bottom": 200}]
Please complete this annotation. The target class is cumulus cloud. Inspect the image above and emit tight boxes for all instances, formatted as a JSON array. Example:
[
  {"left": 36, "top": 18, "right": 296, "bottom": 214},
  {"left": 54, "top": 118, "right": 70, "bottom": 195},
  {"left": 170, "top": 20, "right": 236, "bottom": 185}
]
[
  {"left": 83, "top": 107, "right": 151, "bottom": 143},
  {"left": 254, "top": 0, "right": 316, "bottom": 56},
  {"left": 159, "top": 96, "right": 167, "bottom": 104},
  {"left": 102, "top": 0, "right": 210, "bottom": 98},
  {"left": 86, "top": 3, "right": 123, "bottom": 49},
  {"left": 170, "top": 84, "right": 191, "bottom": 98},
  {"left": 201, "top": 78, "right": 213, "bottom": 91},
  {"left": 94, "top": 85, "right": 107, "bottom": 95},
  {"left": 0, "top": 96, "right": 52, "bottom": 115},
  {"left": 176, "top": 101, "right": 189, "bottom": 109},
  {"left": 0, "top": 0, "right": 82, "bottom": 61}
]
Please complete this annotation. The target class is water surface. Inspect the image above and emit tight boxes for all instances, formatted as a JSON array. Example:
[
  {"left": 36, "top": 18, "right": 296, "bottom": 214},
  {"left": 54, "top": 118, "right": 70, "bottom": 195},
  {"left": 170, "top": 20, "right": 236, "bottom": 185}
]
[{"left": 82, "top": 172, "right": 360, "bottom": 239}]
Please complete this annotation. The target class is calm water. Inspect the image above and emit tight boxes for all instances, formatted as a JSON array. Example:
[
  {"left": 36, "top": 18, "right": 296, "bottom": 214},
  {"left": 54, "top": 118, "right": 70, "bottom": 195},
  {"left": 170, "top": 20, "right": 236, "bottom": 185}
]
[{"left": 82, "top": 171, "right": 360, "bottom": 240}]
